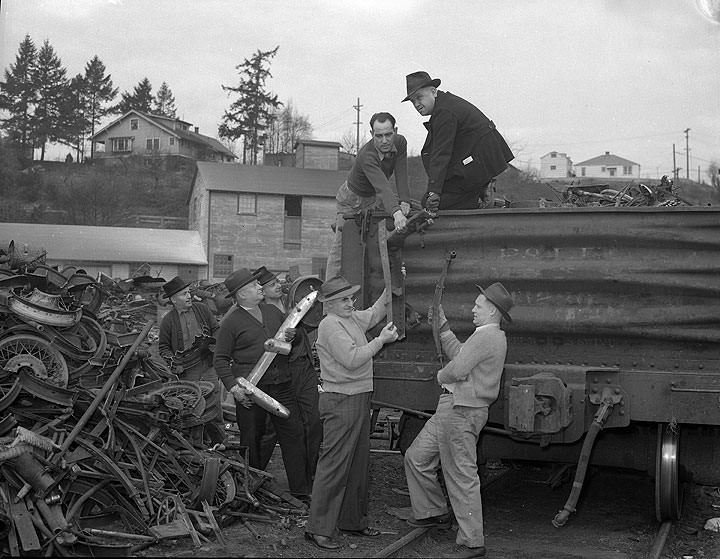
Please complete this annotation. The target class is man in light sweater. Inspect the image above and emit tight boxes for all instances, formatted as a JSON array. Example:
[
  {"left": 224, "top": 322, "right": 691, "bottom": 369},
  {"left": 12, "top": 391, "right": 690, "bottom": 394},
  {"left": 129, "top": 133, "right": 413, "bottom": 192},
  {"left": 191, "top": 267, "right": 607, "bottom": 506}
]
[
  {"left": 304, "top": 275, "right": 398, "bottom": 551},
  {"left": 404, "top": 282, "right": 514, "bottom": 559}
]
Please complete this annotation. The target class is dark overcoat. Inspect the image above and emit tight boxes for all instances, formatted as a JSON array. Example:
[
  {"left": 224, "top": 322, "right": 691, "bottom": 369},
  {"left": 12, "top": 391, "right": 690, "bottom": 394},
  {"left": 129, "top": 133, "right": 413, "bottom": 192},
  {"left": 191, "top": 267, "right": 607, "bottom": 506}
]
[{"left": 421, "top": 91, "right": 514, "bottom": 209}]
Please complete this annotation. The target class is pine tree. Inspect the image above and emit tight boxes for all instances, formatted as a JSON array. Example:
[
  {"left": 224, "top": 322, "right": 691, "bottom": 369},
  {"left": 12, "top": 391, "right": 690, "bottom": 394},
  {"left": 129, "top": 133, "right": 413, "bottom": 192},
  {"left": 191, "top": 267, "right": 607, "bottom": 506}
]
[
  {"left": 0, "top": 34, "right": 38, "bottom": 164},
  {"left": 219, "top": 46, "right": 281, "bottom": 164},
  {"left": 32, "top": 39, "right": 69, "bottom": 160},
  {"left": 115, "top": 77, "right": 153, "bottom": 114},
  {"left": 153, "top": 82, "right": 177, "bottom": 118},
  {"left": 80, "top": 56, "right": 118, "bottom": 160}
]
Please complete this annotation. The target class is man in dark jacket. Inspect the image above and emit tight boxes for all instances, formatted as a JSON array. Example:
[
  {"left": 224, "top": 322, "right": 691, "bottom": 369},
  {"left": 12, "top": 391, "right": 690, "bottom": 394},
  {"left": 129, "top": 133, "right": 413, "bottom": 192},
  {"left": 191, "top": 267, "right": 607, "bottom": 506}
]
[
  {"left": 158, "top": 276, "right": 224, "bottom": 444},
  {"left": 402, "top": 71, "right": 514, "bottom": 213},
  {"left": 213, "top": 268, "right": 311, "bottom": 499}
]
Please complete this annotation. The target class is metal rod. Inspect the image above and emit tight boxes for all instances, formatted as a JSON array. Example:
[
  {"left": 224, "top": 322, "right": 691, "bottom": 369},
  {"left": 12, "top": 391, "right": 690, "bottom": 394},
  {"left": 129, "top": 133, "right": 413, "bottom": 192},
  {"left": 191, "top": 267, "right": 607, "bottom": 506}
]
[{"left": 53, "top": 319, "right": 155, "bottom": 462}]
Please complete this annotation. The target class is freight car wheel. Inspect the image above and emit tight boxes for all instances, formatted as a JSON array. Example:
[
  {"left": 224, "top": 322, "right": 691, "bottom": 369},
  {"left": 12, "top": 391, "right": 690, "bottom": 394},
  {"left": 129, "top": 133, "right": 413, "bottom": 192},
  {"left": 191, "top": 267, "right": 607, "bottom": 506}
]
[{"left": 655, "top": 423, "right": 683, "bottom": 522}]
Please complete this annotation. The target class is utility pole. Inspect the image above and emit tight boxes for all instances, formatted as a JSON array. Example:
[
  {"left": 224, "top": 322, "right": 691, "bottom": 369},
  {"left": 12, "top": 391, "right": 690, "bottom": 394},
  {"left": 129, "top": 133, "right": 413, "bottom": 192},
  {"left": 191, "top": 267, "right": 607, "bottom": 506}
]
[
  {"left": 353, "top": 97, "right": 363, "bottom": 155},
  {"left": 673, "top": 144, "right": 677, "bottom": 180},
  {"left": 684, "top": 128, "right": 690, "bottom": 180}
]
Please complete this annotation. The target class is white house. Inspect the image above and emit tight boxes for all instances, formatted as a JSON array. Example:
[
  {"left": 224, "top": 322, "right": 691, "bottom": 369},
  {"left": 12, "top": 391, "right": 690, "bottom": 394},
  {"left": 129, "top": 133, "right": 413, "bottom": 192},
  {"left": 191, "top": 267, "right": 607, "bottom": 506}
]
[
  {"left": 540, "top": 151, "right": 574, "bottom": 178},
  {"left": 574, "top": 152, "right": 640, "bottom": 179}
]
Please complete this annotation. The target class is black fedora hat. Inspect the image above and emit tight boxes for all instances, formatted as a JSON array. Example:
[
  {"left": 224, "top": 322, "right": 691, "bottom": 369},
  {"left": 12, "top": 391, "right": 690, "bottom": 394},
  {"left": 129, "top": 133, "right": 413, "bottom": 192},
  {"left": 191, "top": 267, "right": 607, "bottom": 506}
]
[
  {"left": 252, "top": 266, "right": 277, "bottom": 286},
  {"left": 402, "top": 71, "right": 441, "bottom": 102},
  {"left": 224, "top": 268, "right": 256, "bottom": 299},
  {"left": 476, "top": 282, "right": 514, "bottom": 323},
  {"left": 162, "top": 276, "right": 190, "bottom": 299},
  {"left": 318, "top": 275, "right": 361, "bottom": 303}
]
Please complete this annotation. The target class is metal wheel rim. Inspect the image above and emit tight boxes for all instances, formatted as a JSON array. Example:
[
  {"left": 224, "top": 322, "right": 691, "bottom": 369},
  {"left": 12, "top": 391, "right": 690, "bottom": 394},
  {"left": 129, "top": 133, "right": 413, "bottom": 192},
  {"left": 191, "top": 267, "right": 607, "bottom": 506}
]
[
  {"left": 655, "top": 422, "right": 682, "bottom": 521},
  {"left": 0, "top": 334, "right": 69, "bottom": 387}
]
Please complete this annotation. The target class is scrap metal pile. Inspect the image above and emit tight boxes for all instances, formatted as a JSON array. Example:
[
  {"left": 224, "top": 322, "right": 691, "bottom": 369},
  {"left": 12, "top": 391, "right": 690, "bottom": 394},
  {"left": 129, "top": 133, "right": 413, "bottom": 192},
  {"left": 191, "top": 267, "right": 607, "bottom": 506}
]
[
  {"left": 0, "top": 249, "right": 305, "bottom": 556},
  {"left": 560, "top": 176, "right": 692, "bottom": 207}
]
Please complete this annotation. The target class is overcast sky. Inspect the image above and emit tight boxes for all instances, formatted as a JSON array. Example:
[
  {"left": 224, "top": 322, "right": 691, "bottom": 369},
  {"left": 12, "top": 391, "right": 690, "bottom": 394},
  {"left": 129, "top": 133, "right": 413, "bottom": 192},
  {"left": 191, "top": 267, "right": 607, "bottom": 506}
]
[{"left": 1, "top": 0, "right": 719, "bottom": 179}]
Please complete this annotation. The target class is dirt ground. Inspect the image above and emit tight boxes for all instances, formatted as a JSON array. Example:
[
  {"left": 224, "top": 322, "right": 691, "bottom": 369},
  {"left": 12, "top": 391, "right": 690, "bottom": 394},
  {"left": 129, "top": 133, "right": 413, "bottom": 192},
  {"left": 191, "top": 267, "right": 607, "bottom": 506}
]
[{"left": 139, "top": 433, "right": 720, "bottom": 559}]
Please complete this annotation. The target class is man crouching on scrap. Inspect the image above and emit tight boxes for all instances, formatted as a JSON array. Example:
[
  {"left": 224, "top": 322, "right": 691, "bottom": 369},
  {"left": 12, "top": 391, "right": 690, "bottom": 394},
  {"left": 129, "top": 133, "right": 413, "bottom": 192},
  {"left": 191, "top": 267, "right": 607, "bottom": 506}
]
[{"left": 404, "top": 282, "right": 513, "bottom": 559}]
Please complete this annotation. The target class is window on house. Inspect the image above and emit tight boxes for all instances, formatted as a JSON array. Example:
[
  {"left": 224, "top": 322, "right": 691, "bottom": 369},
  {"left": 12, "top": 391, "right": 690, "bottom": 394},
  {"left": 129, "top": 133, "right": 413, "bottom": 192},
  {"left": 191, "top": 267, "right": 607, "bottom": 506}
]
[
  {"left": 550, "top": 153, "right": 556, "bottom": 158},
  {"left": 608, "top": 167, "right": 616, "bottom": 177},
  {"left": 130, "top": 119, "right": 138, "bottom": 130},
  {"left": 237, "top": 193, "right": 257, "bottom": 215},
  {"left": 601, "top": 167, "right": 606, "bottom": 173},
  {"left": 111, "top": 138, "right": 131, "bottom": 152},
  {"left": 146, "top": 138, "right": 160, "bottom": 151},
  {"left": 550, "top": 165, "right": 556, "bottom": 171},
  {"left": 581, "top": 167, "right": 586, "bottom": 176},
  {"left": 623, "top": 166, "right": 631, "bottom": 175},
  {"left": 213, "top": 254, "right": 234, "bottom": 277},
  {"left": 169, "top": 137, "right": 175, "bottom": 146},
  {"left": 284, "top": 195, "right": 302, "bottom": 250}
]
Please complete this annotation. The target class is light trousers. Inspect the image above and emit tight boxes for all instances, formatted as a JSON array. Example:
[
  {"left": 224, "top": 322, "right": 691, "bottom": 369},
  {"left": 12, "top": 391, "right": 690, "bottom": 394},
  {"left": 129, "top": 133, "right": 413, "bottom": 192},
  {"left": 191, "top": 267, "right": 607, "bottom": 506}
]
[{"left": 404, "top": 394, "right": 489, "bottom": 548}]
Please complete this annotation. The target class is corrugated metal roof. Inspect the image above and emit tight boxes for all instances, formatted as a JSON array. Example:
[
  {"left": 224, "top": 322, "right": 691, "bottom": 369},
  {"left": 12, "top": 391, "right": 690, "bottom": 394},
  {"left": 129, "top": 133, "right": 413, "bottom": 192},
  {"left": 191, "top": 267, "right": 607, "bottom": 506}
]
[
  {"left": 194, "top": 162, "right": 347, "bottom": 197},
  {"left": 575, "top": 153, "right": 639, "bottom": 166},
  {"left": 0, "top": 223, "right": 207, "bottom": 265}
]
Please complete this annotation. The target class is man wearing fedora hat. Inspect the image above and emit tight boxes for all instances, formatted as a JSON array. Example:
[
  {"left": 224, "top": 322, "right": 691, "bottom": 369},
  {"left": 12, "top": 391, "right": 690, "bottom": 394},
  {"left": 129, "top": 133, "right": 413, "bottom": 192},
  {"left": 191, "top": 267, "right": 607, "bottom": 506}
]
[
  {"left": 253, "top": 265, "right": 322, "bottom": 482},
  {"left": 402, "top": 71, "right": 514, "bottom": 214},
  {"left": 325, "top": 111, "right": 412, "bottom": 280},
  {"left": 403, "top": 282, "right": 514, "bottom": 558},
  {"left": 213, "top": 268, "right": 312, "bottom": 499},
  {"left": 158, "top": 276, "right": 224, "bottom": 444},
  {"left": 305, "top": 276, "right": 398, "bottom": 550}
]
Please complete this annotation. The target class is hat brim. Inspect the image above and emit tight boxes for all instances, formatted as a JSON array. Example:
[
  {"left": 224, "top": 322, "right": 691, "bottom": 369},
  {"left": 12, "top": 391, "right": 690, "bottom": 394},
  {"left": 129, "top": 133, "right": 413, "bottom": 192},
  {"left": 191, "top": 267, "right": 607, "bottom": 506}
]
[
  {"left": 402, "top": 78, "right": 441, "bottom": 102},
  {"left": 225, "top": 278, "right": 256, "bottom": 298},
  {"left": 164, "top": 282, "right": 191, "bottom": 299},
  {"left": 476, "top": 284, "right": 512, "bottom": 323},
  {"left": 319, "top": 284, "right": 361, "bottom": 303}
]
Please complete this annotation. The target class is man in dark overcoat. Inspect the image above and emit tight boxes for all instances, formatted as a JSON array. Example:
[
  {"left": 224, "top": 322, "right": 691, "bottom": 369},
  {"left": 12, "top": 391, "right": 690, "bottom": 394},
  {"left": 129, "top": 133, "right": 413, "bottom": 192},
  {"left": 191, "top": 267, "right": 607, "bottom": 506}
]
[{"left": 402, "top": 71, "right": 514, "bottom": 212}]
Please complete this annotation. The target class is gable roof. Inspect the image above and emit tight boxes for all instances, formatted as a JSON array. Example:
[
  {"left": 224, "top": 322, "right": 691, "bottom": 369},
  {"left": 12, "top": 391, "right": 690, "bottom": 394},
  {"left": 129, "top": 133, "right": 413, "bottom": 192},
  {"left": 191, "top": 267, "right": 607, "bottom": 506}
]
[
  {"left": 295, "top": 139, "right": 342, "bottom": 148},
  {"left": 575, "top": 152, "right": 639, "bottom": 167},
  {"left": 192, "top": 162, "right": 348, "bottom": 200},
  {"left": 91, "top": 110, "right": 236, "bottom": 159},
  {"left": 0, "top": 223, "right": 207, "bottom": 265},
  {"left": 540, "top": 151, "right": 570, "bottom": 159}
]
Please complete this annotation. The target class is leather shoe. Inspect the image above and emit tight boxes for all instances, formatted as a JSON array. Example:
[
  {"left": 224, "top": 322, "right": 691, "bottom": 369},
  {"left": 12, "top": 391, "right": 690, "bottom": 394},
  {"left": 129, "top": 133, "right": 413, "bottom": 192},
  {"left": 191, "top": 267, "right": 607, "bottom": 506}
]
[
  {"left": 341, "top": 526, "right": 381, "bottom": 537},
  {"left": 304, "top": 532, "right": 343, "bottom": 551},
  {"left": 407, "top": 512, "right": 452, "bottom": 527},
  {"left": 442, "top": 544, "right": 486, "bottom": 558}
]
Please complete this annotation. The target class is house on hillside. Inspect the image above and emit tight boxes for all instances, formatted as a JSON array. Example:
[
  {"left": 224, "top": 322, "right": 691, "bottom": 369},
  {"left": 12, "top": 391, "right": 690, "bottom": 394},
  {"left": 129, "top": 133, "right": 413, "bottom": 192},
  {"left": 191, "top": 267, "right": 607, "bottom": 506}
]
[
  {"left": 294, "top": 139, "right": 342, "bottom": 170},
  {"left": 189, "top": 162, "right": 347, "bottom": 281},
  {"left": 0, "top": 223, "right": 207, "bottom": 281},
  {"left": 574, "top": 151, "right": 640, "bottom": 179},
  {"left": 90, "top": 110, "right": 236, "bottom": 170},
  {"left": 539, "top": 151, "right": 574, "bottom": 178}
]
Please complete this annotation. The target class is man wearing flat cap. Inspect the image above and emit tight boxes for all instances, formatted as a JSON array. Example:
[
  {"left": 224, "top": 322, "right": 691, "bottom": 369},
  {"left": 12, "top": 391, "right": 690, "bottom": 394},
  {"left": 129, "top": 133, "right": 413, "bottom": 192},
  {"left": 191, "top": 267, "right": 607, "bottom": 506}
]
[
  {"left": 403, "top": 282, "right": 514, "bottom": 559},
  {"left": 158, "top": 276, "right": 224, "bottom": 444},
  {"left": 213, "top": 268, "right": 311, "bottom": 499},
  {"left": 305, "top": 276, "right": 398, "bottom": 550},
  {"left": 402, "top": 71, "right": 514, "bottom": 214}
]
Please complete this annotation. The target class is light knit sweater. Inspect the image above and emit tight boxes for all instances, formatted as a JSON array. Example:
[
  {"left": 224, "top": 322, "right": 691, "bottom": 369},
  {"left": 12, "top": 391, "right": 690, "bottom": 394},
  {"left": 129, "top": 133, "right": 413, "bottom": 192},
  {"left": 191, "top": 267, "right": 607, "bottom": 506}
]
[
  {"left": 315, "top": 296, "right": 387, "bottom": 395},
  {"left": 436, "top": 323, "right": 508, "bottom": 408}
]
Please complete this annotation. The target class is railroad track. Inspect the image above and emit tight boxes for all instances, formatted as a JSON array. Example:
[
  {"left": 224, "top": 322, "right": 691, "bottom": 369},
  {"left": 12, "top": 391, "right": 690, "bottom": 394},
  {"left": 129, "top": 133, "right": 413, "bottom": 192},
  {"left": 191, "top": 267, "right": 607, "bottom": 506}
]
[{"left": 370, "top": 463, "right": 681, "bottom": 559}]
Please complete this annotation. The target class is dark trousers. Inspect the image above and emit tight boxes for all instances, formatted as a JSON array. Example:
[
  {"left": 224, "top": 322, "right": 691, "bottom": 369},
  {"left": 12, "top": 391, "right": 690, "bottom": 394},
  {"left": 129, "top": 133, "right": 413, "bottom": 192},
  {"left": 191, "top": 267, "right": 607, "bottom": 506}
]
[
  {"left": 182, "top": 364, "right": 225, "bottom": 444},
  {"left": 439, "top": 182, "right": 491, "bottom": 210},
  {"left": 235, "top": 380, "right": 311, "bottom": 496},
  {"left": 258, "top": 357, "right": 322, "bottom": 478},
  {"left": 307, "top": 391, "right": 371, "bottom": 536}
]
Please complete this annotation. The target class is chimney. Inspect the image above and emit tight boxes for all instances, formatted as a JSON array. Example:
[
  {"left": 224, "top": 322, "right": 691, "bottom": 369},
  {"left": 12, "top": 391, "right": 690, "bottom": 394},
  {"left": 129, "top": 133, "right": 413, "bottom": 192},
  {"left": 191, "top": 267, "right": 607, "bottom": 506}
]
[
  {"left": 605, "top": 151, "right": 610, "bottom": 155},
  {"left": 194, "top": 126, "right": 199, "bottom": 134}
]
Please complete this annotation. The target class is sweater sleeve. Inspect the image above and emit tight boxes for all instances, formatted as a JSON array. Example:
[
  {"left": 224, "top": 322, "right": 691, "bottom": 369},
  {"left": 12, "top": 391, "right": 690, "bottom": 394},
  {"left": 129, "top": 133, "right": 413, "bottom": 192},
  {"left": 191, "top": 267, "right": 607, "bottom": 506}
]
[
  {"left": 361, "top": 151, "right": 402, "bottom": 215},
  {"left": 213, "top": 312, "right": 237, "bottom": 389},
  {"left": 436, "top": 329, "right": 490, "bottom": 384},
  {"left": 324, "top": 325, "right": 384, "bottom": 370}
]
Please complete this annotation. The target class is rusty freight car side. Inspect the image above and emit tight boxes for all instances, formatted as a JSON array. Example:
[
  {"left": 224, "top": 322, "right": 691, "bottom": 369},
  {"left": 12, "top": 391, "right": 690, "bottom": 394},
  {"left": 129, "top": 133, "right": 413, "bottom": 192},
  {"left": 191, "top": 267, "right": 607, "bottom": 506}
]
[{"left": 340, "top": 205, "right": 720, "bottom": 520}]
